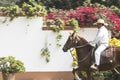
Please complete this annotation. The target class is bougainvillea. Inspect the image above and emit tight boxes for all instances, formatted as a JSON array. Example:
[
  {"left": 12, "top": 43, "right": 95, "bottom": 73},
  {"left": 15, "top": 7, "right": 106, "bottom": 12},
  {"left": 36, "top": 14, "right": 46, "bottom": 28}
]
[
  {"left": 68, "top": 6, "right": 98, "bottom": 26},
  {"left": 45, "top": 9, "right": 70, "bottom": 25},
  {"left": 45, "top": 6, "right": 120, "bottom": 30}
]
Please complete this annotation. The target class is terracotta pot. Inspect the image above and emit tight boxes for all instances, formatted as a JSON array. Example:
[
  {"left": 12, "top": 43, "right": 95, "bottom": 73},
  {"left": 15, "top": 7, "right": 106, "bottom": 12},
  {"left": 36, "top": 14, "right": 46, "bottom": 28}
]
[{"left": 2, "top": 73, "right": 15, "bottom": 80}]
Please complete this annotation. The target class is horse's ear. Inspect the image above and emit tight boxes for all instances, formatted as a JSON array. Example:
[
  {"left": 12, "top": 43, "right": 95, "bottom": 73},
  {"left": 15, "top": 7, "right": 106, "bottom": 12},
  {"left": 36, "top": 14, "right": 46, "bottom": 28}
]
[
  {"left": 69, "top": 32, "right": 73, "bottom": 40},
  {"left": 73, "top": 31, "right": 76, "bottom": 35},
  {"left": 76, "top": 36, "right": 81, "bottom": 41},
  {"left": 71, "top": 31, "right": 76, "bottom": 36},
  {"left": 71, "top": 32, "right": 75, "bottom": 36}
]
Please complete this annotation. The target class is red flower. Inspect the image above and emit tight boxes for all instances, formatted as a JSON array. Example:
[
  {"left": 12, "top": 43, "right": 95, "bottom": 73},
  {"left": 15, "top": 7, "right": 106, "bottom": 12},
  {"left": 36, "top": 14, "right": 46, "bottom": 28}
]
[
  {"left": 45, "top": 12, "right": 55, "bottom": 20},
  {"left": 45, "top": 6, "right": 120, "bottom": 30}
]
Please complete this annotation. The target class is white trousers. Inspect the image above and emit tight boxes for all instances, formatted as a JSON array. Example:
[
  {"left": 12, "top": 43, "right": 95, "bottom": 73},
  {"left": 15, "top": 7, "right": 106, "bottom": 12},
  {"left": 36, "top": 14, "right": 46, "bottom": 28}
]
[{"left": 95, "top": 44, "right": 108, "bottom": 65}]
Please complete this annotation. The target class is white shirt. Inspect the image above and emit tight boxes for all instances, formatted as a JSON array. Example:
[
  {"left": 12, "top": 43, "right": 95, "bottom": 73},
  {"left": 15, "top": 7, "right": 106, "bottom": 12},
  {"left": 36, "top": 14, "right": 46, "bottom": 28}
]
[{"left": 92, "top": 26, "right": 109, "bottom": 46}]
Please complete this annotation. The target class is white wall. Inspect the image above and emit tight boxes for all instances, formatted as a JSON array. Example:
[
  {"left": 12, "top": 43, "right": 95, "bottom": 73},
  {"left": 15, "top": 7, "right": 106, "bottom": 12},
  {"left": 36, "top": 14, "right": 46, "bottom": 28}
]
[{"left": 0, "top": 17, "right": 109, "bottom": 72}]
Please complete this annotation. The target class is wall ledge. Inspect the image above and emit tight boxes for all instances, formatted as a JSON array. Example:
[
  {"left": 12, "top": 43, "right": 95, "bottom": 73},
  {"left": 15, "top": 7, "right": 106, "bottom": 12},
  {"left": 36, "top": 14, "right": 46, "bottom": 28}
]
[{"left": 42, "top": 26, "right": 96, "bottom": 30}]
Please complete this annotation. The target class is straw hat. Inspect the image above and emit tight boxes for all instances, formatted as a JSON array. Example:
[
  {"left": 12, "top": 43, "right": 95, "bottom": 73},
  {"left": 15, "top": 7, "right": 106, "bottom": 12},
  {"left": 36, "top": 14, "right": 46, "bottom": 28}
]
[{"left": 94, "top": 19, "right": 108, "bottom": 26}]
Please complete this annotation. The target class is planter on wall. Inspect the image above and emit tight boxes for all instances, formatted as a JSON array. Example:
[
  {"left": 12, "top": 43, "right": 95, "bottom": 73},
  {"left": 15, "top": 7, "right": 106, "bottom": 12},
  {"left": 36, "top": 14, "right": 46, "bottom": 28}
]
[{"left": 42, "top": 25, "right": 96, "bottom": 31}]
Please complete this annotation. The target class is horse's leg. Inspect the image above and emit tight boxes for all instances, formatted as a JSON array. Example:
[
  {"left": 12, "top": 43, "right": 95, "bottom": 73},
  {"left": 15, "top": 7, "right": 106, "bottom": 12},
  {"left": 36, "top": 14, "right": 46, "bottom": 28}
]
[
  {"left": 86, "top": 70, "right": 94, "bottom": 80},
  {"left": 72, "top": 68, "right": 82, "bottom": 80},
  {"left": 73, "top": 68, "right": 87, "bottom": 80},
  {"left": 111, "top": 67, "right": 120, "bottom": 80}
]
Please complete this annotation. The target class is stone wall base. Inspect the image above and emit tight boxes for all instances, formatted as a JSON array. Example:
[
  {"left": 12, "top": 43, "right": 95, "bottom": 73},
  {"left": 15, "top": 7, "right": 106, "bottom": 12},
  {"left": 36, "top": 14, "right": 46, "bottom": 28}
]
[{"left": 0, "top": 71, "right": 74, "bottom": 80}]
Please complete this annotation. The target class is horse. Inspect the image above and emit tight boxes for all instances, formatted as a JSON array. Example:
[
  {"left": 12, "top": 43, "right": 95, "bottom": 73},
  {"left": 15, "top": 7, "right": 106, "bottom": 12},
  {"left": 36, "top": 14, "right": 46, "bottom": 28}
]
[{"left": 62, "top": 32, "right": 120, "bottom": 80}]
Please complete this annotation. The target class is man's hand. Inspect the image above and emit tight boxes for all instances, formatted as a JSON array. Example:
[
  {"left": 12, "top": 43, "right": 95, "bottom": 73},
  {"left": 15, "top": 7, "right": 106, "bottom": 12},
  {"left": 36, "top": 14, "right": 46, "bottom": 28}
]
[{"left": 89, "top": 41, "right": 95, "bottom": 47}]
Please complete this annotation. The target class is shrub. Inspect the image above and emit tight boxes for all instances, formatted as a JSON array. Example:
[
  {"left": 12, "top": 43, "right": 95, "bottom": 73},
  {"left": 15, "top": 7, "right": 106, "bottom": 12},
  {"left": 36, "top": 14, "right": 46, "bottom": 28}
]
[{"left": 0, "top": 56, "right": 25, "bottom": 74}]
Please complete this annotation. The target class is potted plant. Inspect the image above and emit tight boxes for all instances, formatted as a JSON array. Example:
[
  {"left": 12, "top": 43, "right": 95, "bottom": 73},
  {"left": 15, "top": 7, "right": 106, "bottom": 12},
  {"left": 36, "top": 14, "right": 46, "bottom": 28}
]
[{"left": 0, "top": 56, "right": 25, "bottom": 80}]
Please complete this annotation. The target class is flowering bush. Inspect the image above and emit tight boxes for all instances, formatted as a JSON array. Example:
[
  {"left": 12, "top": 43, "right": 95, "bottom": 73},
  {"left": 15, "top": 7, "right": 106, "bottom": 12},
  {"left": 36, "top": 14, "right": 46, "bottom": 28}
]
[
  {"left": 45, "top": 9, "right": 70, "bottom": 26},
  {"left": 109, "top": 38, "right": 120, "bottom": 46},
  {"left": 0, "top": 56, "right": 25, "bottom": 74},
  {"left": 0, "top": 3, "right": 47, "bottom": 18},
  {"left": 68, "top": 6, "right": 97, "bottom": 26},
  {"left": 45, "top": 6, "right": 120, "bottom": 30}
]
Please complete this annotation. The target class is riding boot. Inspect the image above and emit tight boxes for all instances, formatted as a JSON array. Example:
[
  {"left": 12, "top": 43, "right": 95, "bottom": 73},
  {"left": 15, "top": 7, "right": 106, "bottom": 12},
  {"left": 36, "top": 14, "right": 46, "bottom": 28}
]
[{"left": 90, "top": 64, "right": 98, "bottom": 70}]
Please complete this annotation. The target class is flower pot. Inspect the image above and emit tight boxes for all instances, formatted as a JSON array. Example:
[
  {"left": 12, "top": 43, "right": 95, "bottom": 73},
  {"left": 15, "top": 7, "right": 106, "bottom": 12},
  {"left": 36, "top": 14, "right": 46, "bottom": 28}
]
[{"left": 2, "top": 73, "right": 15, "bottom": 80}]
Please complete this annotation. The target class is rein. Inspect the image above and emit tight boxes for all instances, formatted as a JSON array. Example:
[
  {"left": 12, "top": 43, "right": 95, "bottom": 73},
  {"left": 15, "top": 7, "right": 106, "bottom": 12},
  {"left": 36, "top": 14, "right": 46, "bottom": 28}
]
[
  {"left": 78, "top": 49, "right": 93, "bottom": 63},
  {"left": 70, "top": 42, "right": 94, "bottom": 63},
  {"left": 75, "top": 43, "right": 90, "bottom": 48}
]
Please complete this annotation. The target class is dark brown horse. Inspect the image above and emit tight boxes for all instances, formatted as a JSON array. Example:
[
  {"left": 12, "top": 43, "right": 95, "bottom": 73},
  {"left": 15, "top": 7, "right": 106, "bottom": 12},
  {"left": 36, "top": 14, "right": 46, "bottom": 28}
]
[{"left": 62, "top": 32, "right": 120, "bottom": 80}]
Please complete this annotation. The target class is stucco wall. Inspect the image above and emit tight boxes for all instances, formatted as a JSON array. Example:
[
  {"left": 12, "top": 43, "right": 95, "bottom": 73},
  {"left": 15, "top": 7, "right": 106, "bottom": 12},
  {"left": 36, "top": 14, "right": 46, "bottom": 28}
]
[{"left": 0, "top": 17, "right": 111, "bottom": 72}]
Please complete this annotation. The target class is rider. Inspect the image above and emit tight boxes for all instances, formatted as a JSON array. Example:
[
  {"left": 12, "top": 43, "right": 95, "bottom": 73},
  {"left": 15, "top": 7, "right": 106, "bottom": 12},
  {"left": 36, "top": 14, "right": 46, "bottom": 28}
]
[{"left": 90, "top": 19, "right": 109, "bottom": 70}]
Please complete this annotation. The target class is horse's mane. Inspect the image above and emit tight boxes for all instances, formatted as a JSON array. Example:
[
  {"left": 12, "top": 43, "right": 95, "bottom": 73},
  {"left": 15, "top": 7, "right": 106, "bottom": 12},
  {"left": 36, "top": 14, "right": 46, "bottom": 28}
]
[
  {"left": 77, "top": 35, "right": 93, "bottom": 48},
  {"left": 70, "top": 32, "right": 90, "bottom": 46},
  {"left": 77, "top": 35, "right": 89, "bottom": 43}
]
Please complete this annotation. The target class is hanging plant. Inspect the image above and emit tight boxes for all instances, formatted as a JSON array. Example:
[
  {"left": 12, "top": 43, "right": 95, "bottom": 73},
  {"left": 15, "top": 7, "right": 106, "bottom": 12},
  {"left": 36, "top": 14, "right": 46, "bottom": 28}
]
[
  {"left": 6, "top": 5, "right": 20, "bottom": 21},
  {"left": 41, "top": 47, "right": 50, "bottom": 63},
  {"left": 66, "top": 18, "right": 80, "bottom": 33},
  {"left": 22, "top": 2, "right": 47, "bottom": 18},
  {"left": 52, "top": 19, "right": 64, "bottom": 32},
  {"left": 40, "top": 39, "right": 51, "bottom": 63},
  {"left": 52, "top": 18, "right": 64, "bottom": 47},
  {"left": 55, "top": 33, "right": 62, "bottom": 47}
]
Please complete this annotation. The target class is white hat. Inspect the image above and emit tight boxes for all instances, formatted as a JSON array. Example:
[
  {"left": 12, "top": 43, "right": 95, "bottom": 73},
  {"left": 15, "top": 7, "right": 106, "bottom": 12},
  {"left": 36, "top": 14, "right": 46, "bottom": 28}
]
[
  {"left": 94, "top": 19, "right": 107, "bottom": 25},
  {"left": 97, "top": 19, "right": 105, "bottom": 24}
]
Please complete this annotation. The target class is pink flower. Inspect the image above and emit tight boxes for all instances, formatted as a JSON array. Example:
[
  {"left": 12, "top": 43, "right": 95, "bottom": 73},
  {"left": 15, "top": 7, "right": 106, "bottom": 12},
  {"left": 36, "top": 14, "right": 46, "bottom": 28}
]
[{"left": 45, "top": 6, "right": 120, "bottom": 30}]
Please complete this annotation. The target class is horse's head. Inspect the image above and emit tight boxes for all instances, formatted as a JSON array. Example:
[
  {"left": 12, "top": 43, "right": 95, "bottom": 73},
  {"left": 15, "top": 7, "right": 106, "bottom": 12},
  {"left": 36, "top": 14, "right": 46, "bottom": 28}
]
[{"left": 63, "top": 32, "right": 88, "bottom": 52}]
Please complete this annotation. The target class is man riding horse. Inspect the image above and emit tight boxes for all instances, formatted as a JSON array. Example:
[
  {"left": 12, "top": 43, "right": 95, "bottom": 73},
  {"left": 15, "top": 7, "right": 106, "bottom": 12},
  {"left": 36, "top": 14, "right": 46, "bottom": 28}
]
[
  {"left": 62, "top": 18, "right": 120, "bottom": 79},
  {"left": 90, "top": 19, "right": 109, "bottom": 70}
]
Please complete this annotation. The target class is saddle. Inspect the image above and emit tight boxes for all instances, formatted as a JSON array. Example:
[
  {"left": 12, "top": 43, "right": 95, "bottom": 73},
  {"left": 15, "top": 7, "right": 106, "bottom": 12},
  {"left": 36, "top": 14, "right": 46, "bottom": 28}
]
[
  {"left": 101, "top": 46, "right": 114, "bottom": 58},
  {"left": 93, "top": 46, "right": 116, "bottom": 65}
]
